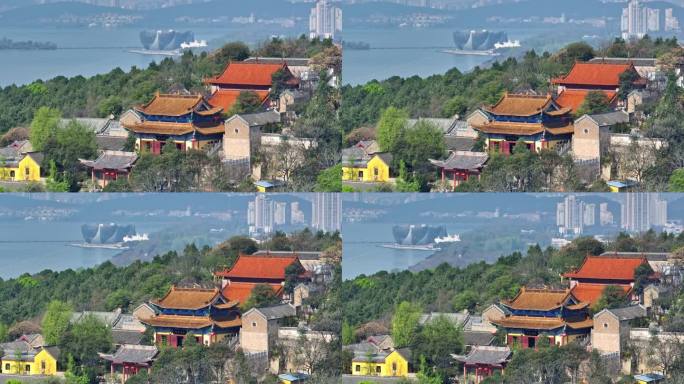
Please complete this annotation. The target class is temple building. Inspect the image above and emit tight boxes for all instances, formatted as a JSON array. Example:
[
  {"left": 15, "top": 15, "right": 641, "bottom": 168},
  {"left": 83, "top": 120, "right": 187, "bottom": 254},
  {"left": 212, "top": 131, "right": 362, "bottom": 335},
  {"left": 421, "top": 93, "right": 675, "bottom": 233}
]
[
  {"left": 468, "top": 93, "right": 574, "bottom": 154},
  {"left": 453, "top": 346, "right": 511, "bottom": 384},
  {"left": 214, "top": 254, "right": 307, "bottom": 304},
  {"left": 562, "top": 255, "right": 656, "bottom": 306},
  {"left": 141, "top": 286, "right": 241, "bottom": 347},
  {"left": 121, "top": 93, "right": 224, "bottom": 154},
  {"left": 429, "top": 151, "right": 488, "bottom": 190},
  {"left": 79, "top": 150, "right": 138, "bottom": 189},
  {"left": 491, "top": 287, "right": 593, "bottom": 349},
  {"left": 99, "top": 344, "right": 158, "bottom": 384},
  {"left": 552, "top": 61, "right": 646, "bottom": 111},
  {"left": 205, "top": 62, "right": 299, "bottom": 113}
]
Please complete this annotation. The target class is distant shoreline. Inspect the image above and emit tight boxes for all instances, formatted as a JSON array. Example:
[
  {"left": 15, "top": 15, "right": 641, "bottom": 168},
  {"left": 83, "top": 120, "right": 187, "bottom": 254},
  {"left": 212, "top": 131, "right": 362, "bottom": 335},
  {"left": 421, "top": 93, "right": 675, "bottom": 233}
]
[{"left": 0, "top": 37, "right": 57, "bottom": 50}]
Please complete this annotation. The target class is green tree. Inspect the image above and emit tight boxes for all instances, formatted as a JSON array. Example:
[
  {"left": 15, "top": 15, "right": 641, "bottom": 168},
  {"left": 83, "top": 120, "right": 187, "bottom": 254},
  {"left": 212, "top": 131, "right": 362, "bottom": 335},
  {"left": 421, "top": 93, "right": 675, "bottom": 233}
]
[
  {"left": 413, "top": 315, "right": 463, "bottom": 374},
  {"left": 242, "top": 284, "right": 280, "bottom": 311},
  {"left": 61, "top": 315, "right": 113, "bottom": 370},
  {"left": 594, "top": 285, "right": 629, "bottom": 312},
  {"left": 341, "top": 322, "right": 355, "bottom": 345},
  {"left": 43, "top": 121, "right": 98, "bottom": 191},
  {"left": 315, "top": 164, "right": 342, "bottom": 192},
  {"left": 42, "top": 300, "right": 73, "bottom": 345},
  {"left": 228, "top": 91, "right": 264, "bottom": 116},
  {"left": 391, "top": 301, "right": 422, "bottom": 348},
  {"left": 376, "top": 107, "right": 408, "bottom": 152},
  {"left": 575, "top": 90, "right": 611, "bottom": 117},
  {"left": 30, "top": 107, "right": 61, "bottom": 151},
  {"left": 670, "top": 168, "right": 684, "bottom": 192}
]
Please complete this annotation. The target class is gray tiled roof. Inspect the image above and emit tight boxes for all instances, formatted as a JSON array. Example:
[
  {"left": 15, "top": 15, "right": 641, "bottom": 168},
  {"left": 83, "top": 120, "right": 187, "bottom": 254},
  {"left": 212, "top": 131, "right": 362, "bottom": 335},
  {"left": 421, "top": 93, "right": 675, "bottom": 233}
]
[
  {"left": 419, "top": 312, "right": 470, "bottom": 326},
  {"left": 453, "top": 346, "right": 511, "bottom": 365},
  {"left": 445, "top": 136, "right": 476, "bottom": 152},
  {"left": 586, "top": 111, "right": 629, "bottom": 127},
  {"left": 588, "top": 57, "right": 657, "bottom": 67},
  {"left": 429, "top": 151, "right": 488, "bottom": 171},
  {"left": 238, "top": 110, "right": 281, "bottom": 127},
  {"left": 252, "top": 250, "right": 321, "bottom": 260},
  {"left": 244, "top": 57, "right": 310, "bottom": 67},
  {"left": 112, "top": 330, "right": 144, "bottom": 346},
  {"left": 255, "top": 304, "right": 296, "bottom": 320},
  {"left": 100, "top": 344, "right": 158, "bottom": 364},
  {"left": 342, "top": 146, "right": 370, "bottom": 167},
  {"left": 463, "top": 331, "right": 495, "bottom": 347},
  {"left": 96, "top": 136, "right": 128, "bottom": 151},
  {"left": 407, "top": 117, "right": 461, "bottom": 134},
  {"left": 375, "top": 152, "right": 393, "bottom": 166},
  {"left": 606, "top": 305, "right": 647, "bottom": 321},
  {"left": 80, "top": 151, "right": 137, "bottom": 171}
]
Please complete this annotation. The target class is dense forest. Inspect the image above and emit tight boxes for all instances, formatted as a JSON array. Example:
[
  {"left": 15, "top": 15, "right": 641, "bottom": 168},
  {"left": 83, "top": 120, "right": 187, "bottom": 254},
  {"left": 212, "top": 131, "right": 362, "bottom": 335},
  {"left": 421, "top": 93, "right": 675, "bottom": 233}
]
[
  {"left": 0, "top": 36, "right": 338, "bottom": 133},
  {"left": 0, "top": 229, "right": 341, "bottom": 329},
  {"left": 341, "top": 231, "right": 684, "bottom": 383},
  {"left": 341, "top": 230, "right": 684, "bottom": 327},
  {"left": 340, "top": 37, "right": 680, "bottom": 136}
]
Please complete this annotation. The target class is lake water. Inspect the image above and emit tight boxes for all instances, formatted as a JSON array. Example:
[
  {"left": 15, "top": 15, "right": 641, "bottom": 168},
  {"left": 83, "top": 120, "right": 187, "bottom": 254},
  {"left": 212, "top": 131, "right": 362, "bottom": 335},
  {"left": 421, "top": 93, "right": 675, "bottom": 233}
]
[
  {"left": 0, "top": 220, "right": 172, "bottom": 279},
  {"left": 342, "top": 221, "right": 476, "bottom": 280},
  {"left": 0, "top": 25, "right": 305, "bottom": 87}
]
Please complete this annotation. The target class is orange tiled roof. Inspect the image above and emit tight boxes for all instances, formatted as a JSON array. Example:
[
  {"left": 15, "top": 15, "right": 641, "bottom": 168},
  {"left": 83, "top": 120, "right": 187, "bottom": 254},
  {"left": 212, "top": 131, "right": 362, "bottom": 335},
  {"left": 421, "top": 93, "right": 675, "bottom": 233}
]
[
  {"left": 562, "top": 255, "right": 648, "bottom": 281},
  {"left": 135, "top": 93, "right": 207, "bottom": 116},
  {"left": 472, "top": 121, "right": 574, "bottom": 136},
  {"left": 502, "top": 287, "right": 576, "bottom": 311},
  {"left": 555, "top": 89, "right": 618, "bottom": 112},
  {"left": 214, "top": 254, "right": 300, "bottom": 280},
  {"left": 222, "top": 282, "right": 284, "bottom": 304},
  {"left": 484, "top": 93, "right": 554, "bottom": 117},
  {"left": 552, "top": 62, "right": 641, "bottom": 87},
  {"left": 570, "top": 283, "right": 632, "bottom": 304},
  {"left": 142, "top": 314, "right": 241, "bottom": 329},
  {"left": 152, "top": 286, "right": 223, "bottom": 310},
  {"left": 123, "top": 121, "right": 224, "bottom": 135},
  {"left": 206, "top": 62, "right": 290, "bottom": 87},
  {"left": 207, "top": 89, "right": 270, "bottom": 112},
  {"left": 492, "top": 315, "right": 566, "bottom": 330}
]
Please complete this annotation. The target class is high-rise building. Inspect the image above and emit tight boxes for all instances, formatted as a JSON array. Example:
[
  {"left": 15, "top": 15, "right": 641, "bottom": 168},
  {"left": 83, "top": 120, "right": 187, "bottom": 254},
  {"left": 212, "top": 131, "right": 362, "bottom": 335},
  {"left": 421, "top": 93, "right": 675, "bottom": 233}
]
[
  {"left": 557, "top": 195, "right": 584, "bottom": 235},
  {"left": 622, "top": 0, "right": 649, "bottom": 39},
  {"left": 309, "top": 0, "right": 343, "bottom": 41},
  {"left": 312, "top": 193, "right": 341, "bottom": 233},
  {"left": 621, "top": 193, "right": 667, "bottom": 232},
  {"left": 600, "top": 203, "right": 614, "bottom": 226},
  {"left": 666, "top": 8, "right": 681, "bottom": 31},
  {"left": 291, "top": 202, "right": 305, "bottom": 225},
  {"left": 583, "top": 203, "right": 596, "bottom": 227},
  {"left": 647, "top": 8, "right": 660, "bottom": 32},
  {"left": 250, "top": 194, "right": 275, "bottom": 234},
  {"left": 274, "top": 202, "right": 287, "bottom": 226}
]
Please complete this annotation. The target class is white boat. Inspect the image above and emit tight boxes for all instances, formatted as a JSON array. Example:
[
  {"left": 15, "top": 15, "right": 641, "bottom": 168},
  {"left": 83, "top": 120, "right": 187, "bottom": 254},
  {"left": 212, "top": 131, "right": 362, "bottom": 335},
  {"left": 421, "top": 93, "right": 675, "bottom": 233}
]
[
  {"left": 123, "top": 233, "right": 149, "bottom": 242},
  {"left": 434, "top": 234, "right": 461, "bottom": 243}
]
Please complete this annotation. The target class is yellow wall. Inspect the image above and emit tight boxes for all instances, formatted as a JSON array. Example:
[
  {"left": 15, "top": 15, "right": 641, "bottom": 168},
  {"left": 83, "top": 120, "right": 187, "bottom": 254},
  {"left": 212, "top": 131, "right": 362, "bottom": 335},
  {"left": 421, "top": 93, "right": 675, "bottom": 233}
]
[
  {"left": 0, "top": 156, "right": 41, "bottom": 182},
  {"left": 17, "top": 155, "right": 41, "bottom": 181},
  {"left": 342, "top": 156, "right": 390, "bottom": 182},
  {"left": 351, "top": 351, "right": 408, "bottom": 377},
  {"left": 0, "top": 349, "right": 57, "bottom": 376}
]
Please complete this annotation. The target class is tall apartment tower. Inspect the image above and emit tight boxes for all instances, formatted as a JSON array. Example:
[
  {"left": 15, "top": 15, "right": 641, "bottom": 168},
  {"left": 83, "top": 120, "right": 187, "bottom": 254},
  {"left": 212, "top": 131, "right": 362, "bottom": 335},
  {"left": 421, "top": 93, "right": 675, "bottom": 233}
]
[
  {"left": 309, "top": 0, "right": 343, "bottom": 41},
  {"left": 621, "top": 193, "right": 667, "bottom": 232},
  {"left": 557, "top": 195, "right": 584, "bottom": 235},
  {"left": 312, "top": 193, "right": 341, "bottom": 233}
]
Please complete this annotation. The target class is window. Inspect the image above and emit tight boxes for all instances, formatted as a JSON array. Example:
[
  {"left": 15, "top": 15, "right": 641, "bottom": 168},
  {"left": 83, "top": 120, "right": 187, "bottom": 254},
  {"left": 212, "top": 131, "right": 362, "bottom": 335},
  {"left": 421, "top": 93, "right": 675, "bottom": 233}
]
[
  {"left": 41, "top": 361, "right": 46, "bottom": 370},
  {"left": 355, "top": 365, "right": 360, "bottom": 372},
  {"left": 4, "top": 363, "right": 9, "bottom": 371},
  {"left": 252, "top": 322, "right": 257, "bottom": 327},
  {"left": 235, "top": 128, "right": 239, "bottom": 134},
  {"left": 392, "top": 362, "right": 397, "bottom": 374},
  {"left": 375, "top": 366, "right": 381, "bottom": 373},
  {"left": 603, "top": 323, "right": 608, "bottom": 328},
  {"left": 25, "top": 364, "right": 30, "bottom": 372},
  {"left": 160, "top": 335, "right": 168, "bottom": 345},
  {"left": 583, "top": 128, "right": 589, "bottom": 134},
  {"left": 24, "top": 167, "right": 29, "bottom": 176}
]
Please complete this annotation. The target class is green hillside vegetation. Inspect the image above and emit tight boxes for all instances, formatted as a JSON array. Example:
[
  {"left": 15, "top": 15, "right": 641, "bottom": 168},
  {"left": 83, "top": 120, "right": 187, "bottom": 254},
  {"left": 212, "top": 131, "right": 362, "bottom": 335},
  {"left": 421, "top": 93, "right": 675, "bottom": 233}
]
[{"left": 341, "top": 231, "right": 684, "bottom": 382}]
